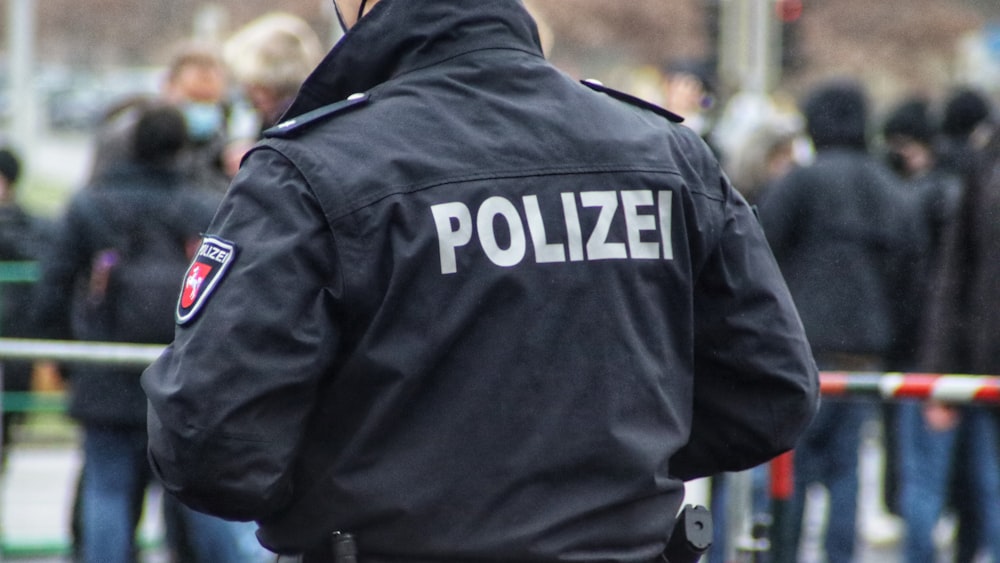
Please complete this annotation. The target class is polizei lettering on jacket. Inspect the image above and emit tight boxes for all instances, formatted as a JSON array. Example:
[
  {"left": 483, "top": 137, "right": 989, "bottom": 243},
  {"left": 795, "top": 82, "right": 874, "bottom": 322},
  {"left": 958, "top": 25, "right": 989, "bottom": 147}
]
[
  {"left": 198, "top": 244, "right": 231, "bottom": 263},
  {"left": 431, "top": 190, "right": 674, "bottom": 274}
]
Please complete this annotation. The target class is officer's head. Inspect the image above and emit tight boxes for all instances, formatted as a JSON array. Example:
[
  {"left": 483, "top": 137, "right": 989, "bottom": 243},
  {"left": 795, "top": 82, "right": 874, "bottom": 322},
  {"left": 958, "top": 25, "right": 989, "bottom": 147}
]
[{"left": 333, "top": 0, "right": 380, "bottom": 32}]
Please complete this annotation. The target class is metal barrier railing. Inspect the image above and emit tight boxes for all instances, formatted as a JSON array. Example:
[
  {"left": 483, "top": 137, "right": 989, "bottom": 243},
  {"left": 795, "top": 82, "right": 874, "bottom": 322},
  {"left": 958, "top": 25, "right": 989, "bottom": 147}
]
[
  {"left": 0, "top": 261, "right": 39, "bottom": 284},
  {"left": 3, "top": 391, "right": 65, "bottom": 414},
  {"left": 0, "top": 338, "right": 164, "bottom": 367},
  {"left": 0, "top": 338, "right": 166, "bottom": 558},
  {"left": 0, "top": 339, "right": 164, "bottom": 415}
]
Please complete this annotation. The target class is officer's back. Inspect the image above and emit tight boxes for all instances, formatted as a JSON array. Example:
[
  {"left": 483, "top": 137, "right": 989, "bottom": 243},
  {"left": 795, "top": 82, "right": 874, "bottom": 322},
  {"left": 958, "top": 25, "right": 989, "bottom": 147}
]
[{"left": 142, "top": 1, "right": 819, "bottom": 561}]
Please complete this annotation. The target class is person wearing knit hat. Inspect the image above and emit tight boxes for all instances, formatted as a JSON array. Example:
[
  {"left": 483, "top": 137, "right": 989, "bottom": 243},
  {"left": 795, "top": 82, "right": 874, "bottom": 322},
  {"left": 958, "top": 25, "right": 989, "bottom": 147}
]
[
  {"left": 917, "top": 107, "right": 1000, "bottom": 563},
  {"left": 941, "top": 87, "right": 992, "bottom": 140},
  {"left": 0, "top": 144, "right": 53, "bottom": 474},
  {"left": 891, "top": 88, "right": 1000, "bottom": 563},
  {"left": 884, "top": 99, "right": 935, "bottom": 144},
  {"left": 937, "top": 87, "right": 996, "bottom": 178},
  {"left": 758, "top": 78, "right": 924, "bottom": 563},
  {"left": 802, "top": 79, "right": 869, "bottom": 151},
  {"left": 882, "top": 98, "right": 937, "bottom": 178},
  {"left": 879, "top": 95, "right": 967, "bottom": 563}
]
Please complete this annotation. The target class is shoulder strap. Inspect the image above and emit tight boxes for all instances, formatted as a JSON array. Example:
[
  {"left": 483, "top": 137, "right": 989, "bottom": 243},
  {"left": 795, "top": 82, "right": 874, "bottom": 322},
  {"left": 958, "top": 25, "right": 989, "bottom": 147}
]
[
  {"left": 264, "top": 92, "right": 370, "bottom": 139},
  {"left": 580, "top": 79, "right": 685, "bottom": 124}
]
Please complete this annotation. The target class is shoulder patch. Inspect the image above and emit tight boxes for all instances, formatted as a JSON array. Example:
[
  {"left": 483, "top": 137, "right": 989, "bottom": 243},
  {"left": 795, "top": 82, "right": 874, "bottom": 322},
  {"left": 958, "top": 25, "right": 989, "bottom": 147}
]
[
  {"left": 176, "top": 236, "right": 237, "bottom": 326},
  {"left": 580, "top": 79, "right": 685, "bottom": 124},
  {"left": 263, "top": 92, "right": 370, "bottom": 138}
]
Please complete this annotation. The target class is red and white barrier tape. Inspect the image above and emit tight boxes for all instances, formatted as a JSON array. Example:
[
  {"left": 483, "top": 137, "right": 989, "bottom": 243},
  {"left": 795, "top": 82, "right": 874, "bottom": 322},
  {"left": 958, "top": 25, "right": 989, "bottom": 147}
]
[{"left": 820, "top": 372, "right": 1000, "bottom": 403}]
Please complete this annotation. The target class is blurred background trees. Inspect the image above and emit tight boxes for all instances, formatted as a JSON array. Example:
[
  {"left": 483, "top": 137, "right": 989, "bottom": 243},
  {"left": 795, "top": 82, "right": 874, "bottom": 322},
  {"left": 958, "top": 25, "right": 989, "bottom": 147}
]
[
  {"left": 0, "top": 0, "right": 998, "bottom": 215},
  {"left": 6, "top": 0, "right": 997, "bottom": 100}
]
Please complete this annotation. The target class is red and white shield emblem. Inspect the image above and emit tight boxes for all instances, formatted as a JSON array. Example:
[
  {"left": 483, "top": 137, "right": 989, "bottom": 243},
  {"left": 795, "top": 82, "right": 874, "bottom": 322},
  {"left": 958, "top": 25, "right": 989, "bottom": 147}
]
[
  {"left": 176, "top": 236, "right": 236, "bottom": 325},
  {"left": 181, "top": 263, "right": 213, "bottom": 309}
]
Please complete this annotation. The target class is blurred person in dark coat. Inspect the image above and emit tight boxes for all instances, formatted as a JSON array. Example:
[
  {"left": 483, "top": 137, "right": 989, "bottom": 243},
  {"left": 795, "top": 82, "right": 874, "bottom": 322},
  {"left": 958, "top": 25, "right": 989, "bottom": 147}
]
[
  {"left": 935, "top": 87, "right": 993, "bottom": 181},
  {"left": 757, "top": 79, "right": 924, "bottom": 563},
  {"left": 918, "top": 111, "right": 1000, "bottom": 563},
  {"left": 881, "top": 98, "right": 962, "bottom": 270},
  {"left": 879, "top": 96, "right": 977, "bottom": 562},
  {"left": 33, "top": 104, "right": 221, "bottom": 563},
  {"left": 0, "top": 146, "right": 53, "bottom": 470}
]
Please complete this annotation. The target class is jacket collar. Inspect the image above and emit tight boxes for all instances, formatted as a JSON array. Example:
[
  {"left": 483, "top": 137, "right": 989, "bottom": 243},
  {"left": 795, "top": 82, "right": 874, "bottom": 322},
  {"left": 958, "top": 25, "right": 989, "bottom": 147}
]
[{"left": 282, "top": 0, "right": 545, "bottom": 119}]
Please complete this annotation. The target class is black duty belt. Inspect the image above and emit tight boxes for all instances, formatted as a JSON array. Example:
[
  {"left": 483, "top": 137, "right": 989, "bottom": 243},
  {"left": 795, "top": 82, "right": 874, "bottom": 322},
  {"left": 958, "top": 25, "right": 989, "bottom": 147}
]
[{"left": 282, "top": 506, "right": 711, "bottom": 563}]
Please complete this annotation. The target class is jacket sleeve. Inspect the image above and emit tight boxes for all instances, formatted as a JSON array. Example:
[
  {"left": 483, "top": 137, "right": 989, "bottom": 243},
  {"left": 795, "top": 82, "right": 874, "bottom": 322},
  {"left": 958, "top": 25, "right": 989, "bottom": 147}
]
[
  {"left": 670, "top": 177, "right": 819, "bottom": 481},
  {"left": 141, "top": 147, "right": 341, "bottom": 521}
]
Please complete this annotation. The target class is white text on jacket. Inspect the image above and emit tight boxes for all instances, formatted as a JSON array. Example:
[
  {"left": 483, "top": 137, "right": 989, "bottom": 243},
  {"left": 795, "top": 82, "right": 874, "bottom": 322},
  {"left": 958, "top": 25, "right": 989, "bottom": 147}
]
[{"left": 431, "top": 190, "right": 674, "bottom": 274}]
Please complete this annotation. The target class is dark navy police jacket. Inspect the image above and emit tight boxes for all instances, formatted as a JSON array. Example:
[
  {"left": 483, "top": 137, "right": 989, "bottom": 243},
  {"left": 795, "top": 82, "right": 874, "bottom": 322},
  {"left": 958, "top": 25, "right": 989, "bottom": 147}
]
[{"left": 142, "top": 0, "right": 819, "bottom": 560}]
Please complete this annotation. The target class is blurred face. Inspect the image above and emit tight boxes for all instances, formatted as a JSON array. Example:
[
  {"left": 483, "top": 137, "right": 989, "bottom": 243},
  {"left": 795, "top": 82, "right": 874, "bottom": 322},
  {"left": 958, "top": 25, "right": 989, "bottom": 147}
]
[
  {"left": 886, "top": 135, "right": 934, "bottom": 178},
  {"left": 246, "top": 84, "right": 282, "bottom": 123},
  {"left": 661, "top": 72, "right": 713, "bottom": 117},
  {"left": 166, "top": 62, "right": 229, "bottom": 141},
  {"left": 0, "top": 176, "right": 12, "bottom": 204},
  {"left": 766, "top": 140, "right": 798, "bottom": 182},
  {"left": 166, "top": 63, "right": 227, "bottom": 104}
]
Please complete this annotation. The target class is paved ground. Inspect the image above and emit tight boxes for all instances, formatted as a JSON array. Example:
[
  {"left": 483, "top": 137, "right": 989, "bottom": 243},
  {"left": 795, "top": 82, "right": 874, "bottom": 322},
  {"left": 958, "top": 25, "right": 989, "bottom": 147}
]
[{"left": 1, "top": 452, "right": 168, "bottom": 562}]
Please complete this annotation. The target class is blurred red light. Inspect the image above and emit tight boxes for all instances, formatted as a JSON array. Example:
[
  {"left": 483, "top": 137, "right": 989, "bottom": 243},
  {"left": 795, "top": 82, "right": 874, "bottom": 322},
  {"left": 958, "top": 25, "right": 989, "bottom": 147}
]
[{"left": 776, "top": 0, "right": 803, "bottom": 23}]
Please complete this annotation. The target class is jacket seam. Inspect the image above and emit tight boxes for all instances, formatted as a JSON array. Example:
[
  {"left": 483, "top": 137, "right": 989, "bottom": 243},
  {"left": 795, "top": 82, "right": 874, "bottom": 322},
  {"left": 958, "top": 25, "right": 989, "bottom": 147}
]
[{"left": 331, "top": 165, "right": 713, "bottom": 222}]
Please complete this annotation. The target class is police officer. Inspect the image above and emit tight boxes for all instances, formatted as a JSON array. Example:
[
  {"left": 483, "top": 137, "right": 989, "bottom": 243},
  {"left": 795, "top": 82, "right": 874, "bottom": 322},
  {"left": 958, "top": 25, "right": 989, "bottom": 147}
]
[{"left": 141, "top": 1, "right": 819, "bottom": 561}]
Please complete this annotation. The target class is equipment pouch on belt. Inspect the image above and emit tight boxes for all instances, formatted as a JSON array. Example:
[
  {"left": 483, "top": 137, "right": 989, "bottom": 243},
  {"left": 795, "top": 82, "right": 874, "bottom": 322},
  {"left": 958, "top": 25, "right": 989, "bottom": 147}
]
[{"left": 663, "top": 505, "right": 713, "bottom": 563}]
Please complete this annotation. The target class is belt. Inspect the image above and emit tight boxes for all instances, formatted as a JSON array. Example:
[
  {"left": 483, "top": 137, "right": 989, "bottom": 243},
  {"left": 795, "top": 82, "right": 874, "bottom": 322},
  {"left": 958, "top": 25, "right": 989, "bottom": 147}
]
[
  {"left": 280, "top": 533, "right": 670, "bottom": 563},
  {"left": 278, "top": 553, "right": 668, "bottom": 563},
  {"left": 281, "top": 553, "right": 668, "bottom": 563}
]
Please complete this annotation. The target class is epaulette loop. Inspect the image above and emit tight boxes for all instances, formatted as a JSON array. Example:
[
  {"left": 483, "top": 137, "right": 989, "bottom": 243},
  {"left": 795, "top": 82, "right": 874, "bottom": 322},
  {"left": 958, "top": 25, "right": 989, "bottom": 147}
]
[
  {"left": 581, "top": 79, "right": 684, "bottom": 124},
  {"left": 264, "top": 92, "right": 370, "bottom": 138}
]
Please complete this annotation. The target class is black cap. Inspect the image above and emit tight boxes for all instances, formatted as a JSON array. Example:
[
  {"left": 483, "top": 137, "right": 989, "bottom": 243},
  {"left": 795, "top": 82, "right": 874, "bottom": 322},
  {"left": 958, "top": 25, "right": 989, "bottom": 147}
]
[
  {"left": 941, "top": 88, "right": 992, "bottom": 139},
  {"left": 883, "top": 99, "right": 935, "bottom": 145},
  {"left": 133, "top": 104, "right": 188, "bottom": 166},
  {"left": 802, "top": 80, "right": 868, "bottom": 150},
  {"left": 663, "top": 59, "right": 716, "bottom": 95}
]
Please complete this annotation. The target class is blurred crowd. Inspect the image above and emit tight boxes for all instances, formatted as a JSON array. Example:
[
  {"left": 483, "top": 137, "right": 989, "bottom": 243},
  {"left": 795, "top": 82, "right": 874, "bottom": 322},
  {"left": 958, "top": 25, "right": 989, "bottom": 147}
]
[
  {"left": 0, "top": 11, "right": 325, "bottom": 563},
  {"left": 658, "top": 60, "right": 1000, "bottom": 562},
  {"left": 1, "top": 6, "right": 1000, "bottom": 563}
]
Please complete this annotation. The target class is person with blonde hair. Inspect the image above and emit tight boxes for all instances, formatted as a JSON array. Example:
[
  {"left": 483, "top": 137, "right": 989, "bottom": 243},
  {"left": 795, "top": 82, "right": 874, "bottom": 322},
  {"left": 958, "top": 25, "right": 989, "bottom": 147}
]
[
  {"left": 726, "top": 113, "right": 804, "bottom": 204},
  {"left": 224, "top": 12, "right": 324, "bottom": 133}
]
